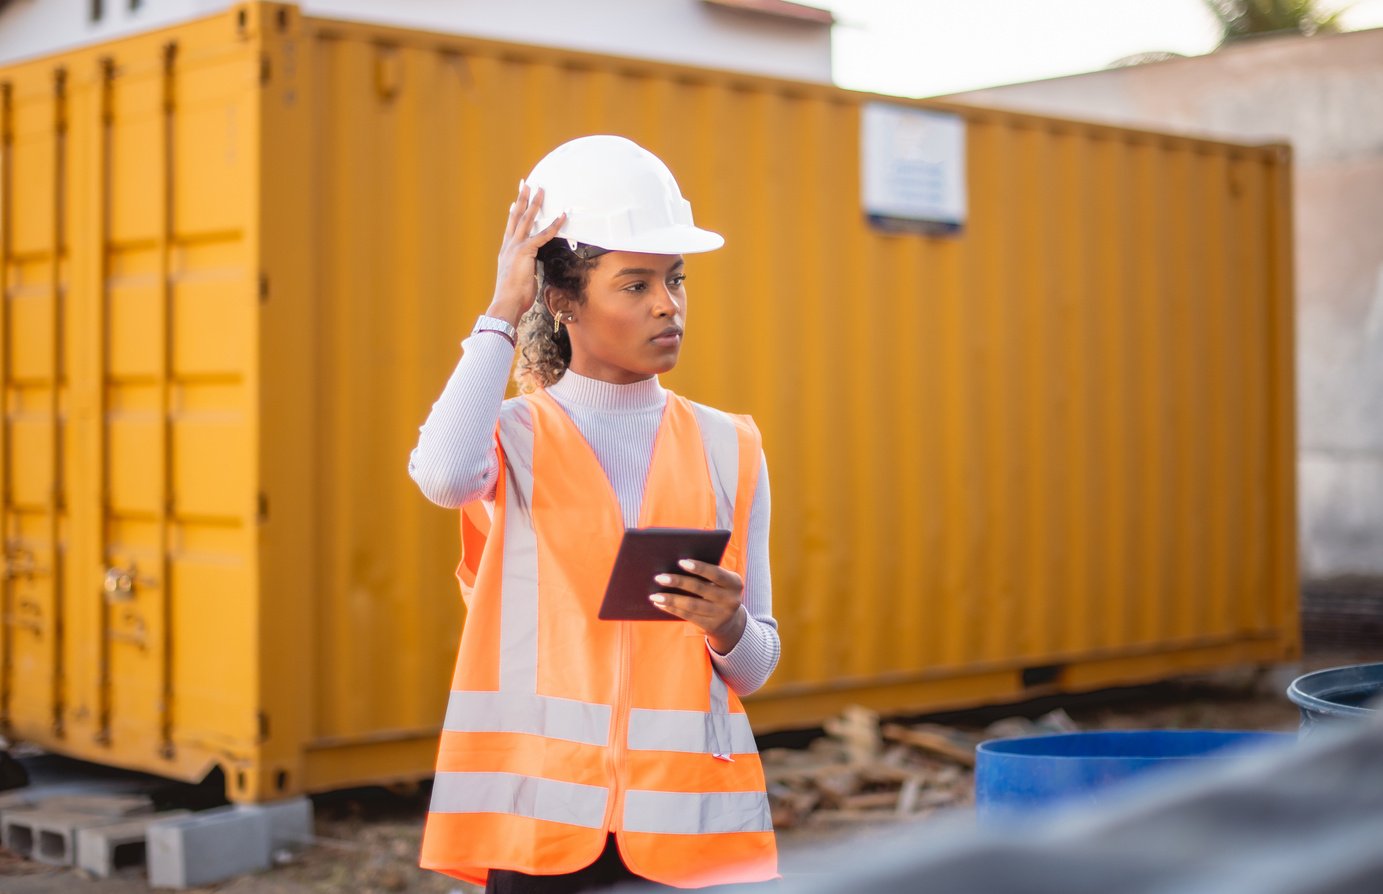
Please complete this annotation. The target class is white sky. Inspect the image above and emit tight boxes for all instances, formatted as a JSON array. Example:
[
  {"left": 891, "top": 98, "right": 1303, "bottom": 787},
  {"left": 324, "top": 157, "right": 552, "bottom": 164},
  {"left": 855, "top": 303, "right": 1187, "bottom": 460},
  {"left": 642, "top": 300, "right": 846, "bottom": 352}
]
[{"left": 799, "top": 0, "right": 1383, "bottom": 97}]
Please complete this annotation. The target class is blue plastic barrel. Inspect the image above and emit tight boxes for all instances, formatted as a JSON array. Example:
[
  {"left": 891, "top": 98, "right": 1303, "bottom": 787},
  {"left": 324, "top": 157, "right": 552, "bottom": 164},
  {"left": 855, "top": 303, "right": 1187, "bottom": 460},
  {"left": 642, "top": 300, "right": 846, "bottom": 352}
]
[
  {"left": 1286, "top": 662, "right": 1383, "bottom": 738},
  {"left": 974, "top": 729, "right": 1291, "bottom": 821}
]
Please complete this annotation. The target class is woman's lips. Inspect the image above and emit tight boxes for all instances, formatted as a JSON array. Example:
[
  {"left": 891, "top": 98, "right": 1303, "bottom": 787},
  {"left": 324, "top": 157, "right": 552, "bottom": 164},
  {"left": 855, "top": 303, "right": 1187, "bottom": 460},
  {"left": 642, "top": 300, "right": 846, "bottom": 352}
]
[{"left": 651, "top": 327, "right": 683, "bottom": 347}]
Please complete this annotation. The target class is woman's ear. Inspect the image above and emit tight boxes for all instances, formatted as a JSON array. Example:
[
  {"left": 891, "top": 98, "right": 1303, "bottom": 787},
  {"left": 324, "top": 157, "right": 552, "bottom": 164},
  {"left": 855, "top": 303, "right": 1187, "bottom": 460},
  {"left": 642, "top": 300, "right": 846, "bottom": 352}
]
[{"left": 545, "top": 287, "right": 572, "bottom": 321}]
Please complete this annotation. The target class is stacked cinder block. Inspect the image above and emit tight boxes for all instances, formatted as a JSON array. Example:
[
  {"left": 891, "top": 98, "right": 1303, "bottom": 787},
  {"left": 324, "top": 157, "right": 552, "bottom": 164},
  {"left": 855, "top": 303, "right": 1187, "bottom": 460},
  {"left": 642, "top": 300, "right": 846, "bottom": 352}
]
[
  {"left": 1, "top": 794, "right": 155, "bottom": 866},
  {"left": 147, "top": 806, "right": 273, "bottom": 888},
  {"left": 78, "top": 809, "right": 192, "bottom": 878},
  {"left": 0, "top": 790, "right": 314, "bottom": 888},
  {"left": 145, "top": 798, "right": 314, "bottom": 889}
]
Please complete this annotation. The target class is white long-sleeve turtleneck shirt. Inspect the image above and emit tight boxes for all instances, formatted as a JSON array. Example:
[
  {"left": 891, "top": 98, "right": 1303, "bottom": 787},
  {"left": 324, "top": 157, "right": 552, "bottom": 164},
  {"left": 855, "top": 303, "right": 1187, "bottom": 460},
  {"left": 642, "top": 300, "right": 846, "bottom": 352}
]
[{"left": 408, "top": 320, "right": 781, "bottom": 695}]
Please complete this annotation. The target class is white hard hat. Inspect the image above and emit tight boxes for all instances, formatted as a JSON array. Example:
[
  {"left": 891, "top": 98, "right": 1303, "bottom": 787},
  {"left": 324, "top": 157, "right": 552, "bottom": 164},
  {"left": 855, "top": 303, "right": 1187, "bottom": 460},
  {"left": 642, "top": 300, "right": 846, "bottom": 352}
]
[{"left": 525, "top": 135, "right": 724, "bottom": 254}]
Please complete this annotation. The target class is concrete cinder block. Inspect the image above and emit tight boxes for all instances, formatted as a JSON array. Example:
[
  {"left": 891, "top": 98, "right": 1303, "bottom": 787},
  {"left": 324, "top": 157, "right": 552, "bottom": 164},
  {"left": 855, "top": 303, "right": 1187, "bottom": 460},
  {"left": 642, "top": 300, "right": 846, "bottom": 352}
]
[
  {"left": 147, "top": 806, "right": 271, "bottom": 889},
  {"left": 238, "top": 796, "right": 314, "bottom": 849},
  {"left": 1, "top": 807, "right": 124, "bottom": 866},
  {"left": 0, "top": 806, "right": 37, "bottom": 858},
  {"left": 37, "top": 793, "right": 154, "bottom": 817},
  {"left": 75, "top": 810, "right": 190, "bottom": 878}
]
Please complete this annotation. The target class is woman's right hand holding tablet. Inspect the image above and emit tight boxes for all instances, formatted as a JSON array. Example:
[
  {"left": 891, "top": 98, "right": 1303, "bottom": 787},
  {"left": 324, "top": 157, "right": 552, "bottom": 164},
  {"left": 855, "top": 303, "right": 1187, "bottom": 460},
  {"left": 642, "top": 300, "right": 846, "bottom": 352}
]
[{"left": 486, "top": 182, "right": 567, "bottom": 327}]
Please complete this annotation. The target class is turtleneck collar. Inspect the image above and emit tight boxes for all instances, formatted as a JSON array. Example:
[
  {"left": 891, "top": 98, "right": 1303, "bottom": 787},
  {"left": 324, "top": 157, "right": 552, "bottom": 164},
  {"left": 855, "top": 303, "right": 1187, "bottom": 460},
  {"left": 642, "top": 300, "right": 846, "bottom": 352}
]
[{"left": 548, "top": 368, "right": 666, "bottom": 413}]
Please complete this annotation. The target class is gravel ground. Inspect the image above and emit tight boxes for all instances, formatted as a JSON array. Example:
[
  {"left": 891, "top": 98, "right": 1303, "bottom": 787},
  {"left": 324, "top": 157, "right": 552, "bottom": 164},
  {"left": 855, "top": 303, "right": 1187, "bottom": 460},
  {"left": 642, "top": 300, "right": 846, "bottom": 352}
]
[{"left": 2, "top": 651, "right": 1376, "bottom": 894}]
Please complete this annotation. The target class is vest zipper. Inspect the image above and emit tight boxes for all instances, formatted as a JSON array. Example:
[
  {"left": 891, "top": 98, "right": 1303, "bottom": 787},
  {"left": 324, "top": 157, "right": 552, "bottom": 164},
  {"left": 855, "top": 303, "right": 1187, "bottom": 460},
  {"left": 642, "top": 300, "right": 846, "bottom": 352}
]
[{"left": 605, "top": 619, "right": 632, "bottom": 834}]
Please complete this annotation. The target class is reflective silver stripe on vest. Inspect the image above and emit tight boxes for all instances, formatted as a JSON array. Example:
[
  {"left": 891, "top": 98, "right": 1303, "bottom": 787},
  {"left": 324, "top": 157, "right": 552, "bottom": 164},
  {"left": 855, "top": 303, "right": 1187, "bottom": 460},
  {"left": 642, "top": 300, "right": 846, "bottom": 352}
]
[
  {"left": 497, "top": 402, "right": 540, "bottom": 693},
  {"left": 431, "top": 771, "right": 608, "bottom": 829},
  {"left": 689, "top": 402, "right": 739, "bottom": 532},
  {"left": 689, "top": 402, "right": 747, "bottom": 760},
  {"left": 626, "top": 708, "right": 757, "bottom": 755},
  {"left": 707, "top": 673, "right": 735, "bottom": 759},
  {"left": 446, "top": 691, "right": 611, "bottom": 747},
  {"left": 622, "top": 790, "right": 773, "bottom": 835}
]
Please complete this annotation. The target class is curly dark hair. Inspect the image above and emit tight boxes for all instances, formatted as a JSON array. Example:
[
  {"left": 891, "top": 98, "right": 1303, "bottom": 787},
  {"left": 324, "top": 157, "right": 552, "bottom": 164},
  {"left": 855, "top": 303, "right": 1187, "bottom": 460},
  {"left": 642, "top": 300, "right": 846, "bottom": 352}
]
[{"left": 515, "top": 239, "right": 600, "bottom": 392}]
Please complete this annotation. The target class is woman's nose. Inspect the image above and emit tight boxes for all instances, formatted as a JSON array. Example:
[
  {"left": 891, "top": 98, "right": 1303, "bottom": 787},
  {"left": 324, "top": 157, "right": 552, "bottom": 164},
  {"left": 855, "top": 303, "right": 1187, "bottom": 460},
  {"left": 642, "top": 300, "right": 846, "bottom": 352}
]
[{"left": 653, "top": 285, "right": 680, "bottom": 317}]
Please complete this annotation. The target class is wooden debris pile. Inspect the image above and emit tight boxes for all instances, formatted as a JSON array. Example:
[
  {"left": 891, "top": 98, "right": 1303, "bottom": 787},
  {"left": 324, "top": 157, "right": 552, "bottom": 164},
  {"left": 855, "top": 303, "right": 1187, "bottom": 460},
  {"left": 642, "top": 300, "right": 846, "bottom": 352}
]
[{"left": 763, "top": 705, "right": 1080, "bottom": 829}]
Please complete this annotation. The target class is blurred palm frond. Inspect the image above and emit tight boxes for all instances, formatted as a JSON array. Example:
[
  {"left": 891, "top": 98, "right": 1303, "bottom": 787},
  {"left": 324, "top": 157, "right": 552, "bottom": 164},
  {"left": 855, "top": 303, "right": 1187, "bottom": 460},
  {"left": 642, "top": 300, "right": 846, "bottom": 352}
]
[{"left": 1202, "top": 0, "right": 1353, "bottom": 45}]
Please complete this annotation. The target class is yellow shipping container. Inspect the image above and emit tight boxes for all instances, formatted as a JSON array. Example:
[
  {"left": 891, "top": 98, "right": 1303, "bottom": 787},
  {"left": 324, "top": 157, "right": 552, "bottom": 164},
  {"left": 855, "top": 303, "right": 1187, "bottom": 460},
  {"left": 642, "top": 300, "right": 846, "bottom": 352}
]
[{"left": 0, "top": 3, "right": 1297, "bottom": 801}]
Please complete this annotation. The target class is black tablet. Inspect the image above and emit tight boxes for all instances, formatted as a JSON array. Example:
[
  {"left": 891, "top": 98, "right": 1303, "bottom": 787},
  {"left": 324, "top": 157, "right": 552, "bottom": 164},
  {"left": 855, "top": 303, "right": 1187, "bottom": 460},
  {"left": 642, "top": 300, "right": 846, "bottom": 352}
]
[{"left": 598, "top": 527, "right": 731, "bottom": 621}]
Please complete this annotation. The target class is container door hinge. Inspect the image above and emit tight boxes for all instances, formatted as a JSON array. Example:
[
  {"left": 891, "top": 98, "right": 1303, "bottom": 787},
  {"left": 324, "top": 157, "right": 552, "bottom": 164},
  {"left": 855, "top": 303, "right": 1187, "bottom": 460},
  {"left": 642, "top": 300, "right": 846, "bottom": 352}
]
[
  {"left": 258, "top": 273, "right": 269, "bottom": 303},
  {"left": 3, "top": 547, "right": 38, "bottom": 580},
  {"left": 258, "top": 711, "right": 270, "bottom": 742},
  {"left": 257, "top": 492, "right": 269, "bottom": 523},
  {"left": 376, "top": 49, "right": 402, "bottom": 102}
]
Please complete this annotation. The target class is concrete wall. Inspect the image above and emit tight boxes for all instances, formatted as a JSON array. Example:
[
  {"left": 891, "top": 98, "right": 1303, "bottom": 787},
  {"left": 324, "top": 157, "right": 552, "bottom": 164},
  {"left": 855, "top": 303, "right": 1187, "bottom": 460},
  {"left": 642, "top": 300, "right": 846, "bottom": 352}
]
[
  {"left": 0, "top": 0, "right": 833, "bottom": 82},
  {"left": 945, "top": 28, "right": 1383, "bottom": 580}
]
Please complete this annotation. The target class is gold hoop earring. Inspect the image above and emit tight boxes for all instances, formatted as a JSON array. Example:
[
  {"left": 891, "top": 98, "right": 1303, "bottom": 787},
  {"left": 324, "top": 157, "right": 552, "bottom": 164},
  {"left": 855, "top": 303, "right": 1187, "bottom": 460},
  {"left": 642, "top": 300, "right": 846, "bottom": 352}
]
[{"left": 553, "top": 313, "right": 562, "bottom": 336}]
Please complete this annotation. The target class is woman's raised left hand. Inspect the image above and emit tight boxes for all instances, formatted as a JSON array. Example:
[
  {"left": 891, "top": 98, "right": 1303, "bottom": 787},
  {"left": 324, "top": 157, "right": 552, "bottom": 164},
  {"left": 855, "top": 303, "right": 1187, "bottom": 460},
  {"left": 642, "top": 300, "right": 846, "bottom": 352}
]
[{"left": 649, "top": 560, "right": 747, "bottom": 655}]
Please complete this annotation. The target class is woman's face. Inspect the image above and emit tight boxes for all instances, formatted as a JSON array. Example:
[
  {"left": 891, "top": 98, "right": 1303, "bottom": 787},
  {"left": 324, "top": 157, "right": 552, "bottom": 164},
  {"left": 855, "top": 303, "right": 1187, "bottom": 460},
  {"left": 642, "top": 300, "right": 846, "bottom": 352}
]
[{"left": 553, "top": 251, "right": 688, "bottom": 385}]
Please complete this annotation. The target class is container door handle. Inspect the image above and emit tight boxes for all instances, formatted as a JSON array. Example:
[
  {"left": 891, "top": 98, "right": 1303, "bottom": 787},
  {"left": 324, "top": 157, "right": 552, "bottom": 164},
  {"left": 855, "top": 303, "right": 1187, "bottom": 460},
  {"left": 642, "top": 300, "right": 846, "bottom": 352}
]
[{"left": 103, "top": 565, "right": 137, "bottom": 602}]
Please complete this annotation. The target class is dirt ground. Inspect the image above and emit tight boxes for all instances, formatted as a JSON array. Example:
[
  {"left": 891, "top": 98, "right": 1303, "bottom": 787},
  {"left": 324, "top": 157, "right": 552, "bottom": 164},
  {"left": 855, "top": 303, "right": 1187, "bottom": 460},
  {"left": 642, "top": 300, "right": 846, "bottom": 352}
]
[{"left": 1, "top": 651, "right": 1376, "bottom": 894}]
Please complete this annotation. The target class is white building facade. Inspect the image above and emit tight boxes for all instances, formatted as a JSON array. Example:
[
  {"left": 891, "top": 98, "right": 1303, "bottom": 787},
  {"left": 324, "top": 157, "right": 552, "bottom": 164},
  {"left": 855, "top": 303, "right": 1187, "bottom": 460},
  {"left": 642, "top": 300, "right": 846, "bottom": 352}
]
[{"left": 0, "top": 0, "right": 833, "bottom": 82}]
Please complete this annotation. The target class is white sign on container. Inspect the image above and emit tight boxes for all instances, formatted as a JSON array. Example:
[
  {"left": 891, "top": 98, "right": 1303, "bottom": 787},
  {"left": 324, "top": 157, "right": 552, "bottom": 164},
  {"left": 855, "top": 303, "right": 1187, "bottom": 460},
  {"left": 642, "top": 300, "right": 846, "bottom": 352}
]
[{"left": 860, "top": 102, "right": 967, "bottom": 234}]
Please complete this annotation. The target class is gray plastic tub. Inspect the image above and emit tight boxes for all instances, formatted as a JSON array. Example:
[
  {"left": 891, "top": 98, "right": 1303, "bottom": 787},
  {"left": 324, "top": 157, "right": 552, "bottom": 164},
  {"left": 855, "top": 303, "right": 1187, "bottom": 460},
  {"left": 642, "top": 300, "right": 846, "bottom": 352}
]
[{"left": 1286, "top": 662, "right": 1383, "bottom": 737}]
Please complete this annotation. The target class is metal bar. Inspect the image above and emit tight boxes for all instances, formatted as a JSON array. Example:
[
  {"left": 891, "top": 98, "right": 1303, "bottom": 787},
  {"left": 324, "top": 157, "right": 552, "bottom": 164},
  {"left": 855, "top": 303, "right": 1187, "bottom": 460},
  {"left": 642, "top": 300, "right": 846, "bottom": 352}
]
[
  {"left": 48, "top": 67, "right": 68, "bottom": 737},
  {"left": 305, "top": 725, "right": 451, "bottom": 749},
  {"left": 0, "top": 80, "right": 12, "bottom": 729},
  {"left": 156, "top": 41, "right": 177, "bottom": 757},
  {"left": 94, "top": 56, "right": 115, "bottom": 744},
  {"left": 754, "top": 631, "right": 1286, "bottom": 699}
]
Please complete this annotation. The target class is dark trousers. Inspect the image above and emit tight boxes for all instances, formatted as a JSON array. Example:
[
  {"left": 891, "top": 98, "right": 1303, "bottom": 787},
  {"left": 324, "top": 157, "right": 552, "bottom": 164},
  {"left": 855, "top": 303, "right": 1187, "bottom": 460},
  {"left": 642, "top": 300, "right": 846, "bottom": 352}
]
[{"left": 484, "top": 835, "right": 661, "bottom": 894}]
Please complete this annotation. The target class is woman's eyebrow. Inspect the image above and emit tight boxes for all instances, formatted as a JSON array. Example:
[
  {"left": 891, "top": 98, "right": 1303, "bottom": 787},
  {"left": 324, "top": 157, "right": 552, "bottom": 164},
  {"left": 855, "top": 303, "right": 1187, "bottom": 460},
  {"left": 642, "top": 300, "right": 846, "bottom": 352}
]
[{"left": 614, "top": 260, "right": 685, "bottom": 278}]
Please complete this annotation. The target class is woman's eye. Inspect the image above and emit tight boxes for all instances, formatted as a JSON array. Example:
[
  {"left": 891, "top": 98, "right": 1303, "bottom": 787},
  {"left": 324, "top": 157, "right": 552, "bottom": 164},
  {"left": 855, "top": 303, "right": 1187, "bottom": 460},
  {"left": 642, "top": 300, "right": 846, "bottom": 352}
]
[
  {"left": 669, "top": 275, "right": 687, "bottom": 288},
  {"left": 624, "top": 281, "right": 647, "bottom": 293}
]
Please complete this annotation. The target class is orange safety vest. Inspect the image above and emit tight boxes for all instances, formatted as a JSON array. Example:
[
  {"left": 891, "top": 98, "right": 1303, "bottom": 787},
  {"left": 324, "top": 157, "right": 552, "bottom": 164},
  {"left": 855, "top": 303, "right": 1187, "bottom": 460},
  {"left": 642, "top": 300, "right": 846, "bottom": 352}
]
[{"left": 420, "top": 388, "right": 779, "bottom": 889}]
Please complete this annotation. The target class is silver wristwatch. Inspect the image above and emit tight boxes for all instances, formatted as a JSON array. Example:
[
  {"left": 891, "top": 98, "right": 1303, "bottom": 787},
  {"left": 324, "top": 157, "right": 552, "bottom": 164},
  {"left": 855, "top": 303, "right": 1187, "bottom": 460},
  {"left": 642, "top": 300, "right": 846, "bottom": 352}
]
[{"left": 471, "top": 315, "right": 518, "bottom": 345}]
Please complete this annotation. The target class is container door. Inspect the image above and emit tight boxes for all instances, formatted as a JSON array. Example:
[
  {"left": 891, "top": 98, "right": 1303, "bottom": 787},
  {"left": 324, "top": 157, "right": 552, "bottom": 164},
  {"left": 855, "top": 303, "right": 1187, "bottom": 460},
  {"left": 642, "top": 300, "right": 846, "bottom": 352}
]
[
  {"left": 1, "top": 75, "right": 66, "bottom": 741},
  {"left": 99, "top": 53, "right": 178, "bottom": 760}
]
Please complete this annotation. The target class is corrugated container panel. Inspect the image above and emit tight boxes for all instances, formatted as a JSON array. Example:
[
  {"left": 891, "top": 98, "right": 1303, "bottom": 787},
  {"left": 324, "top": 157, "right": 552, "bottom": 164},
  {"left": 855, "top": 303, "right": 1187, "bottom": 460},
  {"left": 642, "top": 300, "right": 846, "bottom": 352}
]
[{"left": 0, "top": 2, "right": 1297, "bottom": 800}]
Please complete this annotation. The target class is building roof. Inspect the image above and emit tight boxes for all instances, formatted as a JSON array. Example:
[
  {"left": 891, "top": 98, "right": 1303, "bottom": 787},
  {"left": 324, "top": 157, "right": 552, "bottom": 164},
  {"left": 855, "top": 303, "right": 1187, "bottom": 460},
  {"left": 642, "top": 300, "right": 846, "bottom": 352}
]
[{"left": 701, "top": 0, "right": 834, "bottom": 26}]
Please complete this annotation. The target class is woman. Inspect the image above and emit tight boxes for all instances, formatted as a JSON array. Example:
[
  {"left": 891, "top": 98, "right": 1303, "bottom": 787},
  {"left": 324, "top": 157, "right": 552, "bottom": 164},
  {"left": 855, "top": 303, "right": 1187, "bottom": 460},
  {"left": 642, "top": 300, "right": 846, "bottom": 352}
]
[{"left": 409, "top": 135, "right": 781, "bottom": 892}]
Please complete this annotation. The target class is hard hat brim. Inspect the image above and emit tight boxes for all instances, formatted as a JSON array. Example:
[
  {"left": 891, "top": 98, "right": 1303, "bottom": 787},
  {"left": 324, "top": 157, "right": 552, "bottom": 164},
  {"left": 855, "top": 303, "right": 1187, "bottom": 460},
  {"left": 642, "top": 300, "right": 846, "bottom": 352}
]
[
  {"left": 594, "top": 225, "right": 725, "bottom": 255},
  {"left": 539, "top": 221, "right": 726, "bottom": 255},
  {"left": 531, "top": 222, "right": 724, "bottom": 257}
]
